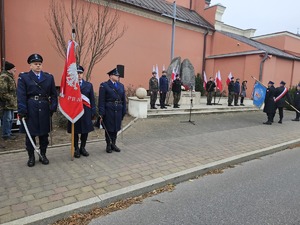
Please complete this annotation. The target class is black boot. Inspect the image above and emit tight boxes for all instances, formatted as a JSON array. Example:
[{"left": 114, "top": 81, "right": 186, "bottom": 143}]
[
  {"left": 106, "top": 143, "right": 112, "bottom": 153},
  {"left": 74, "top": 147, "right": 80, "bottom": 158},
  {"left": 27, "top": 150, "right": 35, "bottom": 167},
  {"left": 39, "top": 149, "right": 49, "bottom": 165},
  {"left": 80, "top": 134, "right": 89, "bottom": 156},
  {"left": 80, "top": 147, "right": 89, "bottom": 157},
  {"left": 111, "top": 139, "right": 121, "bottom": 152}
]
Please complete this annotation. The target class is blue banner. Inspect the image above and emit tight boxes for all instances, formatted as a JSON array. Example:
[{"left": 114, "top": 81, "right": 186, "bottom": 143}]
[{"left": 253, "top": 81, "right": 266, "bottom": 109}]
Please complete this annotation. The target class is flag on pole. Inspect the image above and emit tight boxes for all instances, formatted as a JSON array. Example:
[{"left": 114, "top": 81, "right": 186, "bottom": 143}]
[
  {"left": 162, "top": 64, "right": 166, "bottom": 71},
  {"left": 155, "top": 64, "right": 159, "bottom": 83},
  {"left": 226, "top": 72, "right": 233, "bottom": 86},
  {"left": 59, "top": 40, "right": 84, "bottom": 123},
  {"left": 171, "top": 67, "right": 176, "bottom": 81},
  {"left": 215, "top": 70, "right": 223, "bottom": 90},
  {"left": 252, "top": 81, "right": 267, "bottom": 108},
  {"left": 203, "top": 71, "right": 207, "bottom": 90}
]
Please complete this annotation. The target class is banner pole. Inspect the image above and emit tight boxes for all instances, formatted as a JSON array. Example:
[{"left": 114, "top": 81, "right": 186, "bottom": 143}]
[{"left": 71, "top": 123, "right": 74, "bottom": 161}]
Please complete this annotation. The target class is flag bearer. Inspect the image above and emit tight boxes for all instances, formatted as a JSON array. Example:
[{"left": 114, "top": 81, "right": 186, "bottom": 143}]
[{"left": 263, "top": 81, "right": 276, "bottom": 125}]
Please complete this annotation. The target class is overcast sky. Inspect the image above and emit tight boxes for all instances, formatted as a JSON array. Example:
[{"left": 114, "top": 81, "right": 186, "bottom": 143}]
[{"left": 210, "top": 0, "right": 300, "bottom": 36}]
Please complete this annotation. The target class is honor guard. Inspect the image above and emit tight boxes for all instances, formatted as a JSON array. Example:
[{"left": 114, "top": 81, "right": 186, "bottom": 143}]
[
  {"left": 98, "top": 67, "right": 126, "bottom": 153},
  {"left": 263, "top": 81, "right": 276, "bottom": 125},
  {"left": 149, "top": 71, "right": 158, "bottom": 109},
  {"left": 17, "top": 54, "right": 58, "bottom": 167},
  {"left": 67, "top": 65, "right": 96, "bottom": 158},
  {"left": 274, "top": 81, "right": 291, "bottom": 123},
  {"left": 291, "top": 83, "right": 300, "bottom": 121}
]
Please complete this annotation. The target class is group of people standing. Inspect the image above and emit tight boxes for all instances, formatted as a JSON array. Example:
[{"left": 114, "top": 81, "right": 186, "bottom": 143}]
[
  {"left": 149, "top": 70, "right": 183, "bottom": 109},
  {"left": 0, "top": 53, "right": 126, "bottom": 167},
  {"left": 227, "top": 77, "right": 247, "bottom": 106}
]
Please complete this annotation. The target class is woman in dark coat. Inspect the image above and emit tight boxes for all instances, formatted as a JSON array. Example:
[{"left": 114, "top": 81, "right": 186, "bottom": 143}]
[
  {"left": 263, "top": 81, "right": 276, "bottom": 125},
  {"left": 67, "top": 65, "right": 96, "bottom": 158},
  {"left": 98, "top": 68, "right": 126, "bottom": 153}
]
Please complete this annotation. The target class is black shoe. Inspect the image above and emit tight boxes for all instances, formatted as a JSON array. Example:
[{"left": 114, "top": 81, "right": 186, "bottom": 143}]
[
  {"left": 39, "top": 155, "right": 49, "bottom": 165},
  {"left": 27, "top": 156, "right": 35, "bottom": 167},
  {"left": 292, "top": 118, "right": 299, "bottom": 121},
  {"left": 163, "top": 107, "right": 167, "bottom": 109},
  {"left": 74, "top": 148, "right": 80, "bottom": 158},
  {"left": 106, "top": 144, "right": 112, "bottom": 153},
  {"left": 2, "top": 135, "right": 16, "bottom": 140},
  {"left": 228, "top": 104, "right": 233, "bottom": 106},
  {"left": 263, "top": 121, "right": 272, "bottom": 125},
  {"left": 234, "top": 104, "right": 239, "bottom": 106},
  {"left": 240, "top": 103, "right": 245, "bottom": 106},
  {"left": 153, "top": 107, "right": 157, "bottom": 109},
  {"left": 111, "top": 144, "right": 121, "bottom": 152},
  {"left": 80, "top": 147, "right": 89, "bottom": 157},
  {"left": 278, "top": 120, "right": 282, "bottom": 124}
]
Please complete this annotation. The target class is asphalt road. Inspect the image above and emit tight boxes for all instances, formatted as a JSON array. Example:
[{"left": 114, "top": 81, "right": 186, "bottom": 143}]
[{"left": 89, "top": 147, "right": 300, "bottom": 225}]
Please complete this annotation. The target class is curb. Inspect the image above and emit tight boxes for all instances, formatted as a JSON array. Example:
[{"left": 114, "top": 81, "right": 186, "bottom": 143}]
[{"left": 4, "top": 138, "right": 300, "bottom": 225}]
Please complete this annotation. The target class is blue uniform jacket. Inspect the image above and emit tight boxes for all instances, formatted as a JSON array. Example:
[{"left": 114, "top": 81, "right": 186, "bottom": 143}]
[
  {"left": 159, "top": 75, "right": 169, "bottom": 93},
  {"left": 17, "top": 70, "right": 58, "bottom": 136},
  {"left": 67, "top": 80, "right": 96, "bottom": 134},
  {"left": 234, "top": 81, "right": 240, "bottom": 94},
  {"left": 98, "top": 80, "right": 126, "bottom": 132},
  {"left": 294, "top": 90, "right": 300, "bottom": 109}
]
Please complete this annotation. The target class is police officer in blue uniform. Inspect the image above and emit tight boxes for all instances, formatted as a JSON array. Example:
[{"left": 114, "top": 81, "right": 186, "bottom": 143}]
[
  {"left": 292, "top": 83, "right": 300, "bottom": 121},
  {"left": 98, "top": 67, "right": 126, "bottom": 153},
  {"left": 263, "top": 81, "right": 276, "bottom": 125},
  {"left": 17, "top": 54, "right": 58, "bottom": 167},
  {"left": 67, "top": 65, "right": 95, "bottom": 158}
]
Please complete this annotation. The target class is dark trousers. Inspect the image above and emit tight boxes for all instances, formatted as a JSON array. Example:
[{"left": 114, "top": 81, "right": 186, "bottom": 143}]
[
  {"left": 274, "top": 107, "right": 284, "bottom": 121},
  {"left": 105, "top": 131, "right": 117, "bottom": 145},
  {"left": 26, "top": 134, "right": 49, "bottom": 154},
  {"left": 296, "top": 107, "right": 300, "bottom": 119},
  {"left": 160, "top": 92, "right": 167, "bottom": 108},
  {"left": 228, "top": 92, "right": 234, "bottom": 105},
  {"left": 150, "top": 91, "right": 158, "bottom": 108},
  {"left": 74, "top": 133, "right": 88, "bottom": 149},
  {"left": 207, "top": 92, "right": 213, "bottom": 104},
  {"left": 267, "top": 113, "right": 273, "bottom": 122},
  {"left": 240, "top": 96, "right": 244, "bottom": 104},
  {"left": 173, "top": 92, "right": 181, "bottom": 106},
  {"left": 234, "top": 93, "right": 239, "bottom": 105}
]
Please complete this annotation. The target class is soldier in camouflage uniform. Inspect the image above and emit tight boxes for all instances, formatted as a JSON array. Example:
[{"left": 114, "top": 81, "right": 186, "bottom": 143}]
[
  {"left": 0, "top": 61, "right": 17, "bottom": 140},
  {"left": 227, "top": 77, "right": 235, "bottom": 106},
  {"left": 149, "top": 71, "right": 159, "bottom": 109}
]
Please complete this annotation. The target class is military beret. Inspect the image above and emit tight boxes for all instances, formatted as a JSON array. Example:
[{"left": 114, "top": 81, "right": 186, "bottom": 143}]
[
  {"left": 152, "top": 71, "right": 157, "bottom": 74},
  {"left": 77, "top": 65, "right": 84, "bottom": 73},
  {"left": 280, "top": 81, "right": 286, "bottom": 85},
  {"left": 107, "top": 68, "right": 120, "bottom": 76},
  {"left": 5, "top": 61, "right": 15, "bottom": 71},
  {"left": 268, "top": 81, "right": 274, "bottom": 85},
  {"left": 27, "top": 54, "right": 43, "bottom": 64}
]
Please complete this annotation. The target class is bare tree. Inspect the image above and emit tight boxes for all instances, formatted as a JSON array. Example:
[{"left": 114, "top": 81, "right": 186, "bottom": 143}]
[{"left": 46, "top": 0, "right": 127, "bottom": 81}]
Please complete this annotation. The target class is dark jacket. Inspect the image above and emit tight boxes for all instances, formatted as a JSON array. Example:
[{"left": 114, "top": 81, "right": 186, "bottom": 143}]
[
  {"left": 274, "top": 86, "right": 291, "bottom": 108},
  {"left": 206, "top": 80, "right": 216, "bottom": 92},
  {"left": 159, "top": 75, "right": 168, "bottom": 93},
  {"left": 172, "top": 79, "right": 182, "bottom": 93},
  {"left": 67, "top": 80, "right": 96, "bottom": 134},
  {"left": 234, "top": 81, "right": 240, "bottom": 94},
  {"left": 263, "top": 85, "right": 276, "bottom": 113},
  {"left": 228, "top": 81, "right": 235, "bottom": 93},
  {"left": 98, "top": 80, "right": 126, "bottom": 133},
  {"left": 17, "top": 70, "right": 58, "bottom": 136},
  {"left": 294, "top": 90, "right": 300, "bottom": 109}
]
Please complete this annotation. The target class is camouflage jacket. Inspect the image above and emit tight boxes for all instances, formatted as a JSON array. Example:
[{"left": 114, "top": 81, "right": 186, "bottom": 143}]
[
  {"left": 0, "top": 71, "right": 17, "bottom": 110},
  {"left": 149, "top": 77, "right": 159, "bottom": 91}
]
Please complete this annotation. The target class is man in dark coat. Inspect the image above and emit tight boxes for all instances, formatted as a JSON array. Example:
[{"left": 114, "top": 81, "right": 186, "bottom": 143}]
[
  {"left": 98, "top": 67, "right": 126, "bottom": 153},
  {"left": 17, "top": 54, "right": 57, "bottom": 167},
  {"left": 263, "top": 81, "right": 276, "bottom": 125},
  {"left": 234, "top": 78, "right": 241, "bottom": 106},
  {"left": 205, "top": 76, "right": 216, "bottom": 105},
  {"left": 149, "top": 71, "right": 158, "bottom": 109},
  {"left": 292, "top": 83, "right": 300, "bottom": 121},
  {"left": 159, "top": 70, "right": 168, "bottom": 109},
  {"left": 172, "top": 74, "right": 182, "bottom": 108},
  {"left": 67, "top": 65, "right": 95, "bottom": 158},
  {"left": 227, "top": 77, "right": 235, "bottom": 106},
  {"left": 274, "top": 81, "right": 291, "bottom": 123}
]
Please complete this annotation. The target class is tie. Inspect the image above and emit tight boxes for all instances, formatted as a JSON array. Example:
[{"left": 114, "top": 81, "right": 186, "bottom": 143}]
[
  {"left": 37, "top": 75, "right": 40, "bottom": 80},
  {"left": 80, "top": 81, "right": 82, "bottom": 86},
  {"left": 114, "top": 82, "right": 118, "bottom": 88}
]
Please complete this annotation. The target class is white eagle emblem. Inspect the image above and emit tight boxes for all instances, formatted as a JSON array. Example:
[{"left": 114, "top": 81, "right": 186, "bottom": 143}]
[{"left": 66, "top": 63, "right": 79, "bottom": 90}]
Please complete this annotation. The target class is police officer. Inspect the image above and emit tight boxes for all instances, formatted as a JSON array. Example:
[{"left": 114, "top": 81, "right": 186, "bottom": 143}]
[
  {"left": 0, "top": 61, "right": 17, "bottom": 140},
  {"left": 98, "top": 67, "right": 126, "bottom": 153},
  {"left": 159, "top": 70, "right": 168, "bottom": 109},
  {"left": 17, "top": 54, "right": 58, "bottom": 167},
  {"left": 67, "top": 65, "right": 95, "bottom": 158},
  {"left": 291, "top": 83, "right": 300, "bottom": 121},
  {"left": 274, "top": 81, "right": 291, "bottom": 123},
  {"left": 263, "top": 81, "right": 276, "bottom": 125},
  {"left": 149, "top": 71, "right": 158, "bottom": 109},
  {"left": 227, "top": 77, "right": 235, "bottom": 106}
]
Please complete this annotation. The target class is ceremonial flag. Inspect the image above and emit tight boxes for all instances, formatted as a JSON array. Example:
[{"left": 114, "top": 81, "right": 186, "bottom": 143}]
[
  {"left": 226, "top": 72, "right": 233, "bottom": 86},
  {"left": 215, "top": 70, "right": 223, "bottom": 90},
  {"left": 171, "top": 67, "right": 176, "bottom": 81},
  {"left": 59, "top": 40, "right": 84, "bottom": 123},
  {"left": 155, "top": 64, "right": 159, "bottom": 83},
  {"left": 252, "top": 81, "right": 266, "bottom": 109},
  {"left": 203, "top": 71, "right": 207, "bottom": 90}
]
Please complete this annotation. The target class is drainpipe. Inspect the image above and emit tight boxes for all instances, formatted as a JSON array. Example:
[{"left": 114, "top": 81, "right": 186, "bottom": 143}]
[
  {"left": 202, "top": 28, "right": 209, "bottom": 74},
  {"left": 189, "top": 0, "right": 192, "bottom": 10},
  {"left": 259, "top": 52, "right": 268, "bottom": 81},
  {"left": 1, "top": 0, "right": 5, "bottom": 70}
]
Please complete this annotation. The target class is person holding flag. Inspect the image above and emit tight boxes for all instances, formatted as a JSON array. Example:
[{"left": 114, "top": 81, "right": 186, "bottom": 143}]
[
  {"left": 98, "top": 67, "right": 126, "bottom": 153},
  {"left": 17, "top": 54, "right": 58, "bottom": 167},
  {"left": 67, "top": 65, "right": 95, "bottom": 158},
  {"left": 205, "top": 76, "right": 216, "bottom": 105},
  {"left": 263, "top": 81, "right": 276, "bottom": 125}
]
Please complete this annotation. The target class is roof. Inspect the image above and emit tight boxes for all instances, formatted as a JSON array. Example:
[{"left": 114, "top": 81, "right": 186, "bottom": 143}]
[
  {"left": 220, "top": 31, "right": 299, "bottom": 60},
  {"left": 116, "top": 0, "right": 214, "bottom": 29}
]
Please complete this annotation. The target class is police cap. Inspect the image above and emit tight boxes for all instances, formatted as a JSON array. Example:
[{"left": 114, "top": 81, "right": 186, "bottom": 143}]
[
  {"left": 77, "top": 65, "right": 84, "bottom": 73},
  {"left": 27, "top": 54, "right": 43, "bottom": 64},
  {"left": 107, "top": 68, "right": 120, "bottom": 76},
  {"left": 280, "top": 81, "right": 286, "bottom": 85},
  {"left": 268, "top": 81, "right": 274, "bottom": 85}
]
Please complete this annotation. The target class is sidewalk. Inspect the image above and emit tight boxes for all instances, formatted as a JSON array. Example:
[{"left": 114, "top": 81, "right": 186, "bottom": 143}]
[{"left": 1, "top": 100, "right": 300, "bottom": 225}]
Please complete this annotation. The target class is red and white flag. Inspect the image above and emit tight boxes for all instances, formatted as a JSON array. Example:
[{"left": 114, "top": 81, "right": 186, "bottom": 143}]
[
  {"left": 59, "top": 40, "right": 84, "bottom": 123},
  {"left": 155, "top": 64, "right": 159, "bottom": 81},
  {"left": 215, "top": 70, "right": 223, "bottom": 90},
  {"left": 171, "top": 67, "right": 176, "bottom": 81},
  {"left": 203, "top": 71, "right": 207, "bottom": 90},
  {"left": 226, "top": 72, "right": 233, "bottom": 86}
]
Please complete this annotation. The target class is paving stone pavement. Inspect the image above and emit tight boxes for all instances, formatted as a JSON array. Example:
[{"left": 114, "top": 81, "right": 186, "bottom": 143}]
[{"left": 1, "top": 101, "right": 300, "bottom": 224}]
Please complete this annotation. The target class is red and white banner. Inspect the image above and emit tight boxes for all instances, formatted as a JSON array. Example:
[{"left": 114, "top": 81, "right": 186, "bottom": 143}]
[
  {"left": 226, "top": 72, "right": 233, "bottom": 86},
  {"left": 215, "top": 70, "right": 223, "bottom": 90},
  {"left": 203, "top": 71, "right": 207, "bottom": 90},
  {"left": 59, "top": 40, "right": 84, "bottom": 123}
]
